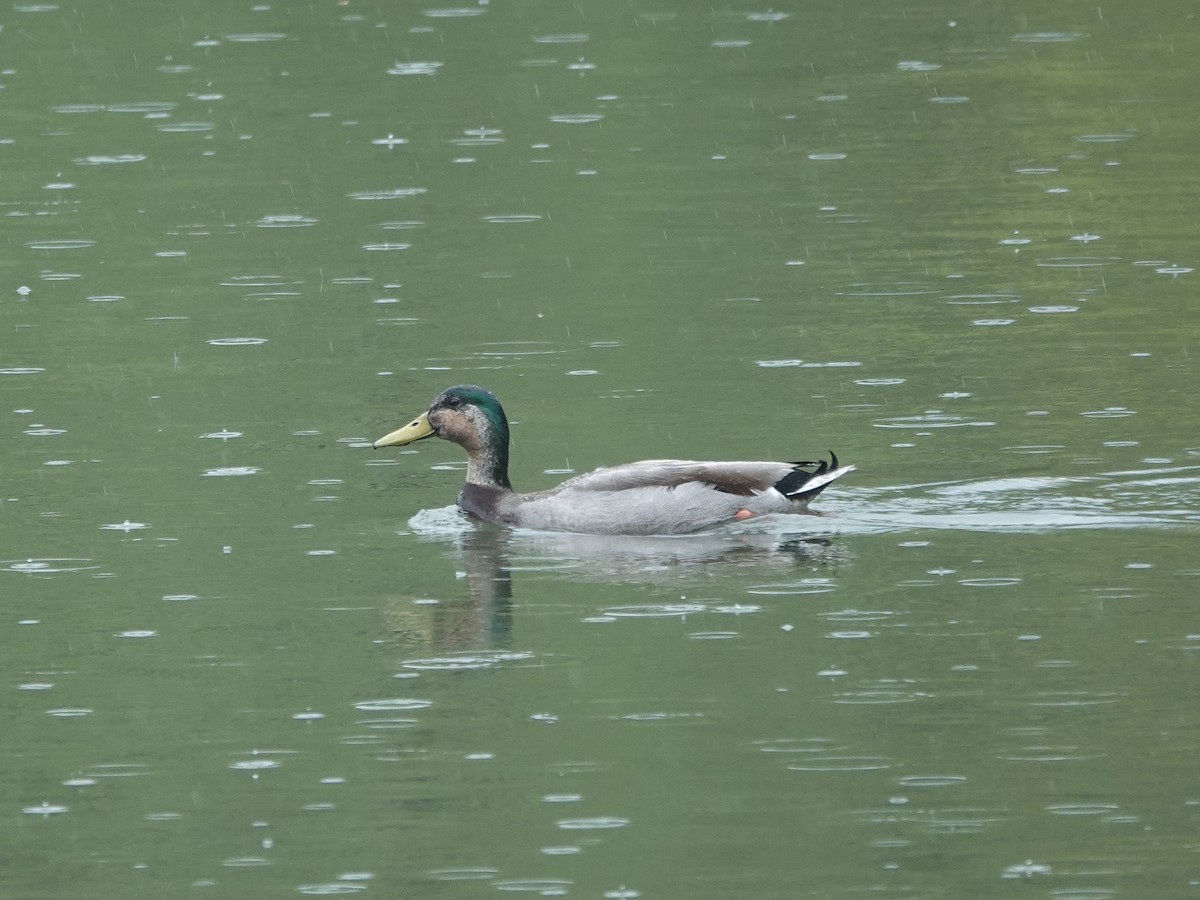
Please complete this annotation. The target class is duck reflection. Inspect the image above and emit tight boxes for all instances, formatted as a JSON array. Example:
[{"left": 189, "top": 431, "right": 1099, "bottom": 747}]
[
  {"left": 500, "top": 522, "right": 843, "bottom": 581},
  {"left": 382, "top": 509, "right": 845, "bottom": 652},
  {"left": 381, "top": 525, "right": 513, "bottom": 652}
]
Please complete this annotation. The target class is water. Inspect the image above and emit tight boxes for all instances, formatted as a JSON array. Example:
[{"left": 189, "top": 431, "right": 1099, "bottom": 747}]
[{"left": 4, "top": 1, "right": 1199, "bottom": 897}]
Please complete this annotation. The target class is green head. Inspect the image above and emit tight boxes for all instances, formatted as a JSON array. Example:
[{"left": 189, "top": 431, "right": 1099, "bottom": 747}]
[{"left": 374, "top": 385, "right": 512, "bottom": 489}]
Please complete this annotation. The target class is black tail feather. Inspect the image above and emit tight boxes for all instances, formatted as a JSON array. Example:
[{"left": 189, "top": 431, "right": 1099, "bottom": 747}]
[
  {"left": 789, "top": 451, "right": 839, "bottom": 470},
  {"left": 773, "top": 451, "right": 843, "bottom": 500}
]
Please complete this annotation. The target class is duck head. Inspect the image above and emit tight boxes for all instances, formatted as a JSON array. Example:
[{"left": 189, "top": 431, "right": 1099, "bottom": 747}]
[{"left": 374, "top": 385, "right": 512, "bottom": 489}]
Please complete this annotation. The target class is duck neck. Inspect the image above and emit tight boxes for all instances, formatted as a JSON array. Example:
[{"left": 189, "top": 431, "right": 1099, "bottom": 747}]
[{"left": 465, "top": 423, "right": 512, "bottom": 490}]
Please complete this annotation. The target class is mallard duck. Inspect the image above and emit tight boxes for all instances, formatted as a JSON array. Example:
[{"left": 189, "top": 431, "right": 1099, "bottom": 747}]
[{"left": 373, "top": 385, "right": 854, "bottom": 535}]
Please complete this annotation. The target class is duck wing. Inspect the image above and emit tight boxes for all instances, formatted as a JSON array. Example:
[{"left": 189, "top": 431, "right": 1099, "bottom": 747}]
[{"left": 555, "top": 459, "right": 795, "bottom": 496}]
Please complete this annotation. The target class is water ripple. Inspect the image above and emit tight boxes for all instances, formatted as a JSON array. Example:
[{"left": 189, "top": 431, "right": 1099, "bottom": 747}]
[
  {"left": 873, "top": 412, "right": 995, "bottom": 429},
  {"left": 747, "top": 579, "right": 835, "bottom": 596},
  {"left": 788, "top": 756, "right": 894, "bottom": 772},
  {"left": 534, "top": 33, "right": 589, "bottom": 43},
  {"left": 96, "top": 102, "right": 178, "bottom": 115},
  {"left": 482, "top": 214, "right": 542, "bottom": 224},
  {"left": 362, "top": 243, "right": 411, "bottom": 252},
  {"left": 755, "top": 359, "right": 861, "bottom": 369},
  {"left": 99, "top": 520, "right": 149, "bottom": 532},
  {"left": 26, "top": 240, "right": 94, "bottom": 250},
  {"left": 825, "top": 465, "right": 1200, "bottom": 534},
  {"left": 1046, "top": 802, "right": 1120, "bottom": 816},
  {"left": 157, "top": 122, "right": 213, "bottom": 133},
  {"left": 400, "top": 651, "right": 535, "bottom": 671},
  {"left": 3, "top": 558, "right": 99, "bottom": 575},
  {"left": 1012, "top": 31, "right": 1084, "bottom": 42},
  {"left": 23, "top": 802, "right": 69, "bottom": 816},
  {"left": 493, "top": 879, "right": 572, "bottom": 895},
  {"left": 255, "top": 214, "right": 317, "bottom": 228},
  {"left": 549, "top": 113, "right": 603, "bottom": 124},
  {"left": 1035, "top": 256, "right": 1116, "bottom": 268},
  {"left": 601, "top": 604, "right": 707, "bottom": 618},
  {"left": 296, "top": 884, "right": 367, "bottom": 896},
  {"left": 556, "top": 816, "right": 629, "bottom": 830},
  {"left": 347, "top": 188, "right": 427, "bottom": 200},
  {"left": 896, "top": 774, "right": 968, "bottom": 788},
  {"left": 352, "top": 698, "right": 432, "bottom": 712},
  {"left": 85, "top": 763, "right": 150, "bottom": 778},
  {"left": 427, "top": 867, "right": 498, "bottom": 881},
  {"left": 74, "top": 154, "right": 146, "bottom": 165},
  {"left": 833, "top": 688, "right": 929, "bottom": 704},
  {"left": 424, "top": 7, "right": 487, "bottom": 17},
  {"left": 224, "top": 32, "right": 286, "bottom": 42},
  {"left": 387, "top": 62, "right": 442, "bottom": 75}
]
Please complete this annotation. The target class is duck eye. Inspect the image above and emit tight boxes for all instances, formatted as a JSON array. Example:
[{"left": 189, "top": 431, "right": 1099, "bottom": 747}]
[{"left": 445, "top": 396, "right": 462, "bottom": 408}]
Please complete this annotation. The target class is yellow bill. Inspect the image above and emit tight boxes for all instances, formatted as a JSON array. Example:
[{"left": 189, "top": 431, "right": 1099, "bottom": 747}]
[{"left": 373, "top": 411, "right": 435, "bottom": 449}]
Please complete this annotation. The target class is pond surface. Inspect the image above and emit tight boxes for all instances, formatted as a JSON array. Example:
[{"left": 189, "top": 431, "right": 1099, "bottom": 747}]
[{"left": 3, "top": 1, "right": 1199, "bottom": 897}]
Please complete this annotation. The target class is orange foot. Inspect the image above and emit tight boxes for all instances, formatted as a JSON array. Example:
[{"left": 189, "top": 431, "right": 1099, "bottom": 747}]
[{"left": 733, "top": 509, "right": 755, "bottom": 520}]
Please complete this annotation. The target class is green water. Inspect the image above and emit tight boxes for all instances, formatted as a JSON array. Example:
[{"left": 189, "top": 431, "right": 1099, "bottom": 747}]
[{"left": 3, "top": 2, "right": 1199, "bottom": 898}]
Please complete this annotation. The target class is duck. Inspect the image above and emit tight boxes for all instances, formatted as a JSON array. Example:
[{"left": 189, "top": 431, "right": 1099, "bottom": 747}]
[{"left": 372, "top": 385, "right": 854, "bottom": 535}]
